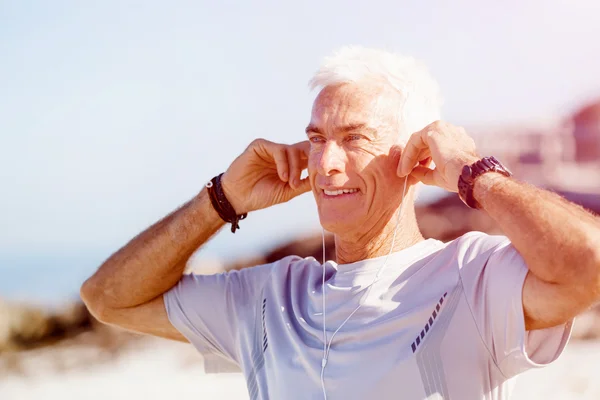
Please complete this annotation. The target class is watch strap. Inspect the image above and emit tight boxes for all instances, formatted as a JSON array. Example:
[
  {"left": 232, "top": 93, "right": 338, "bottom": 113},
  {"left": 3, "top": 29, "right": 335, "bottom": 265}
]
[{"left": 458, "top": 156, "right": 512, "bottom": 209}]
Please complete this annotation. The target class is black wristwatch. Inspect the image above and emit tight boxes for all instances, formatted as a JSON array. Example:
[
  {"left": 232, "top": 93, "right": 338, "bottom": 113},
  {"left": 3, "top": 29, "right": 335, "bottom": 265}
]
[{"left": 457, "top": 156, "right": 512, "bottom": 209}]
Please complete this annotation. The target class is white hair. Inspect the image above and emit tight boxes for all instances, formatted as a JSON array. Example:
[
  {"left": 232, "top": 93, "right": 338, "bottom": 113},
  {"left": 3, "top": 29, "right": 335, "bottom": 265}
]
[{"left": 309, "top": 46, "right": 443, "bottom": 143}]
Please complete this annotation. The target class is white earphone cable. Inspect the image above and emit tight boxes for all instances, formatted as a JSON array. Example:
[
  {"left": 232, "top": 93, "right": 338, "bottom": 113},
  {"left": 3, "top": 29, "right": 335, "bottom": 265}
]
[
  {"left": 320, "top": 228, "right": 327, "bottom": 399},
  {"left": 320, "top": 176, "right": 409, "bottom": 399}
]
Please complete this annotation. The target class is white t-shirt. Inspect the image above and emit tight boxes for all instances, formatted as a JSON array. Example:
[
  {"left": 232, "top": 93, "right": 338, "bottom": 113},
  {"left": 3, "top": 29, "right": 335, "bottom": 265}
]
[{"left": 164, "top": 232, "right": 572, "bottom": 399}]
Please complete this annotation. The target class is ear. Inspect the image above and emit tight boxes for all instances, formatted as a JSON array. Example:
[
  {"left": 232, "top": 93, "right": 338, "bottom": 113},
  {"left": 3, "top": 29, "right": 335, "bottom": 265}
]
[
  {"left": 389, "top": 144, "right": 403, "bottom": 163},
  {"left": 390, "top": 144, "right": 407, "bottom": 177}
]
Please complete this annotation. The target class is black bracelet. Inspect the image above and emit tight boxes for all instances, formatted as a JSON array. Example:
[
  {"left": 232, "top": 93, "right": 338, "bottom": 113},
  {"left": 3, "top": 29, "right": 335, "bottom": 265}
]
[{"left": 206, "top": 173, "right": 247, "bottom": 233}]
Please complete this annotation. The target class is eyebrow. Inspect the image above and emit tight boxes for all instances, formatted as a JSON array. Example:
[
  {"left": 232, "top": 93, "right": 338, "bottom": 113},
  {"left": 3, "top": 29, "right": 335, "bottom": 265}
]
[{"left": 305, "top": 123, "right": 376, "bottom": 136}]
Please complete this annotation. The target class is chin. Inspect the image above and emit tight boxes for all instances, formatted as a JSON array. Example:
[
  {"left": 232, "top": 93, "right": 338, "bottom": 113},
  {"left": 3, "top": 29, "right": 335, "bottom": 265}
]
[{"left": 317, "top": 210, "right": 361, "bottom": 235}]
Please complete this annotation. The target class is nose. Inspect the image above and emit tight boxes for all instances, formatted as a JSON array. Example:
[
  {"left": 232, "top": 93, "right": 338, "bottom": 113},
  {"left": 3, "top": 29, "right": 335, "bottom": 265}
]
[{"left": 317, "top": 141, "right": 345, "bottom": 177}]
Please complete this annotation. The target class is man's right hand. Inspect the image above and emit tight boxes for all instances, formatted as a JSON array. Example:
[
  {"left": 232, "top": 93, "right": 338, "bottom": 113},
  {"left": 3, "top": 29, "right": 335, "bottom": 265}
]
[
  {"left": 221, "top": 139, "right": 311, "bottom": 215},
  {"left": 81, "top": 138, "right": 311, "bottom": 343}
]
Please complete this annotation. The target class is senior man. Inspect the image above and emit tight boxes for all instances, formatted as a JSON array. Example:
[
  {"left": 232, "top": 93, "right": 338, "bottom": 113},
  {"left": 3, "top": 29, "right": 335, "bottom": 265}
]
[{"left": 81, "top": 47, "right": 600, "bottom": 400}]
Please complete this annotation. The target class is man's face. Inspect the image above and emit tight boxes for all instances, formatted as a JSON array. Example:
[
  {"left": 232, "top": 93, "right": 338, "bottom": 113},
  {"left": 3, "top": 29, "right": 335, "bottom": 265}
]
[{"left": 306, "top": 82, "right": 408, "bottom": 237}]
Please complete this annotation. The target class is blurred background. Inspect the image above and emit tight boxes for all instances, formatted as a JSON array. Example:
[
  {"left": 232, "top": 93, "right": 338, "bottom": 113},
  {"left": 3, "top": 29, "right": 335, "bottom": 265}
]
[{"left": 1, "top": 1, "right": 600, "bottom": 399}]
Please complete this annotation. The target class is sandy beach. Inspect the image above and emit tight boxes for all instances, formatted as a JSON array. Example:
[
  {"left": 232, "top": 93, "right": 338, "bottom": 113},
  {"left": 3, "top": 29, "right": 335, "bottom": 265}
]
[{"left": 2, "top": 335, "right": 599, "bottom": 400}]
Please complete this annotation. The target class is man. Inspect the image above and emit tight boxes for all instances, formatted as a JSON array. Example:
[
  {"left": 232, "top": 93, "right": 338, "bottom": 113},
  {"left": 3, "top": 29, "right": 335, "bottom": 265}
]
[{"left": 81, "top": 47, "right": 600, "bottom": 399}]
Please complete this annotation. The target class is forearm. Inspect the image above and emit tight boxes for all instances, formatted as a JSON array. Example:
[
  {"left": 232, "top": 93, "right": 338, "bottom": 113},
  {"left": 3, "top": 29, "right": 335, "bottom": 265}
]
[
  {"left": 474, "top": 173, "right": 600, "bottom": 286},
  {"left": 81, "top": 188, "right": 224, "bottom": 310}
]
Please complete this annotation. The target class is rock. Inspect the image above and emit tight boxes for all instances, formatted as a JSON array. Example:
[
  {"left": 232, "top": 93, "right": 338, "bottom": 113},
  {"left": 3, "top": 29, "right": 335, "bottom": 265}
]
[{"left": 0, "top": 299, "right": 92, "bottom": 352}]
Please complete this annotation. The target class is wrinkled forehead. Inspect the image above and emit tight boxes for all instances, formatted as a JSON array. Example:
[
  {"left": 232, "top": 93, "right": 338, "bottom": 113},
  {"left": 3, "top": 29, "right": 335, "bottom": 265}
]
[{"left": 309, "top": 82, "right": 403, "bottom": 132}]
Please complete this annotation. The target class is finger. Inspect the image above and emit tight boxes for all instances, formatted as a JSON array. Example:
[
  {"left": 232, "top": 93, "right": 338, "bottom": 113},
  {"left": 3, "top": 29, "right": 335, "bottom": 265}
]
[
  {"left": 397, "top": 145, "right": 431, "bottom": 177},
  {"left": 293, "top": 140, "right": 310, "bottom": 159},
  {"left": 270, "top": 146, "right": 289, "bottom": 182},
  {"left": 295, "top": 176, "right": 311, "bottom": 194},
  {"left": 280, "top": 176, "right": 311, "bottom": 203},
  {"left": 410, "top": 166, "right": 439, "bottom": 186},
  {"left": 398, "top": 129, "right": 429, "bottom": 177},
  {"left": 287, "top": 147, "right": 308, "bottom": 189}
]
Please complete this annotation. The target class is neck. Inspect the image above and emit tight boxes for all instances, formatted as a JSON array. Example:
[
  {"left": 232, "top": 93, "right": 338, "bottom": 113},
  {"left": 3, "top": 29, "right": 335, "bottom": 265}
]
[{"left": 334, "top": 203, "right": 424, "bottom": 265}]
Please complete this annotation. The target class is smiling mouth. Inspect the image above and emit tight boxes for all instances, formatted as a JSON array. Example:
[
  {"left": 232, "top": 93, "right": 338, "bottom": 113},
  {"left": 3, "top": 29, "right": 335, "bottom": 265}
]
[{"left": 323, "top": 188, "right": 359, "bottom": 196}]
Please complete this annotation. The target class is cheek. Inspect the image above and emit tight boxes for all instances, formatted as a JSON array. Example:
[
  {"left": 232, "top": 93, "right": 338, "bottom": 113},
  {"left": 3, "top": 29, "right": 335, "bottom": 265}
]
[
  {"left": 307, "top": 154, "right": 321, "bottom": 195},
  {"left": 307, "top": 153, "right": 319, "bottom": 177},
  {"left": 349, "top": 153, "right": 372, "bottom": 172},
  {"left": 346, "top": 150, "right": 379, "bottom": 179},
  {"left": 360, "top": 155, "right": 397, "bottom": 190}
]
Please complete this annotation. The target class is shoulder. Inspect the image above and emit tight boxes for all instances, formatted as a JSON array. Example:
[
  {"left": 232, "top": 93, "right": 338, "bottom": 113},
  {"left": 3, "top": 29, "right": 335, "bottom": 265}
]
[
  {"left": 274, "top": 254, "right": 312, "bottom": 267},
  {"left": 267, "top": 255, "right": 320, "bottom": 277},
  {"left": 234, "top": 255, "right": 318, "bottom": 282},
  {"left": 446, "top": 231, "right": 512, "bottom": 265},
  {"left": 447, "top": 231, "right": 527, "bottom": 288},
  {"left": 247, "top": 255, "right": 322, "bottom": 296}
]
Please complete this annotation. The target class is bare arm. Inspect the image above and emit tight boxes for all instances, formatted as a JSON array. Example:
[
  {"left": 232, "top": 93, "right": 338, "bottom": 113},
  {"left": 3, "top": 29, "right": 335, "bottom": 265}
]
[
  {"left": 80, "top": 189, "right": 223, "bottom": 340},
  {"left": 399, "top": 121, "right": 600, "bottom": 332},
  {"left": 474, "top": 174, "right": 600, "bottom": 330},
  {"left": 80, "top": 139, "right": 310, "bottom": 340}
]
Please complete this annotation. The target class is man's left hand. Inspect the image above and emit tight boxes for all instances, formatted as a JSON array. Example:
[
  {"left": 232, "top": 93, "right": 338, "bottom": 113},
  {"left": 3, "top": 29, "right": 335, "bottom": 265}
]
[{"left": 397, "top": 121, "right": 480, "bottom": 193}]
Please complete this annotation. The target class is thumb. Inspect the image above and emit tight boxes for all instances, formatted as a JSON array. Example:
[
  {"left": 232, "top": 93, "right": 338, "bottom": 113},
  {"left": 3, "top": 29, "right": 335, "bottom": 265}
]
[
  {"left": 282, "top": 176, "right": 311, "bottom": 202},
  {"left": 294, "top": 177, "right": 312, "bottom": 195}
]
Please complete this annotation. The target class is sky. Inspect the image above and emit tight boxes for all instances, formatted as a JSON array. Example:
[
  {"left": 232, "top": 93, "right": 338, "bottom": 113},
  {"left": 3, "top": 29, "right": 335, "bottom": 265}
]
[{"left": 1, "top": 1, "right": 600, "bottom": 301}]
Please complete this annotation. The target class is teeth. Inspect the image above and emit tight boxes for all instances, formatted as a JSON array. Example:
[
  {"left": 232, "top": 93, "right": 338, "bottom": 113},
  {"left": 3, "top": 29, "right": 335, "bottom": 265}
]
[{"left": 324, "top": 188, "right": 358, "bottom": 196}]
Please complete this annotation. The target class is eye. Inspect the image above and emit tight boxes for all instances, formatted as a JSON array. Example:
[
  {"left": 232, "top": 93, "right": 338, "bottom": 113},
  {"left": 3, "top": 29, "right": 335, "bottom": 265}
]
[
  {"left": 346, "top": 134, "right": 364, "bottom": 142},
  {"left": 309, "top": 135, "right": 325, "bottom": 144}
]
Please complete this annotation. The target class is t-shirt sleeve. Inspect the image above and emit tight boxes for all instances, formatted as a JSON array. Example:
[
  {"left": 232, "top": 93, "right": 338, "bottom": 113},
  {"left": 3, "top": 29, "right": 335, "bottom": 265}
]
[
  {"left": 163, "top": 263, "right": 273, "bottom": 371},
  {"left": 457, "top": 232, "right": 573, "bottom": 379}
]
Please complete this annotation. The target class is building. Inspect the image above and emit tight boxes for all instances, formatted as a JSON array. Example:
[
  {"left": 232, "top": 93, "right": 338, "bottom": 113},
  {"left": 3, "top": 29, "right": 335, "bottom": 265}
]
[{"left": 468, "top": 99, "right": 600, "bottom": 196}]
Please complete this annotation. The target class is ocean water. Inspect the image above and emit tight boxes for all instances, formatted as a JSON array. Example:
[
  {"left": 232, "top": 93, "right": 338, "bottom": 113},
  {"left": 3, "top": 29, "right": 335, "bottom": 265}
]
[
  {"left": 0, "top": 232, "right": 279, "bottom": 308},
  {"left": 0, "top": 251, "right": 107, "bottom": 307}
]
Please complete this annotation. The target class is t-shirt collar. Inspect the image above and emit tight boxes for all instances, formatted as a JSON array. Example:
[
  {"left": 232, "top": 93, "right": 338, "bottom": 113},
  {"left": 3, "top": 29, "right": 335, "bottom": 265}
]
[{"left": 328, "top": 238, "right": 444, "bottom": 275}]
